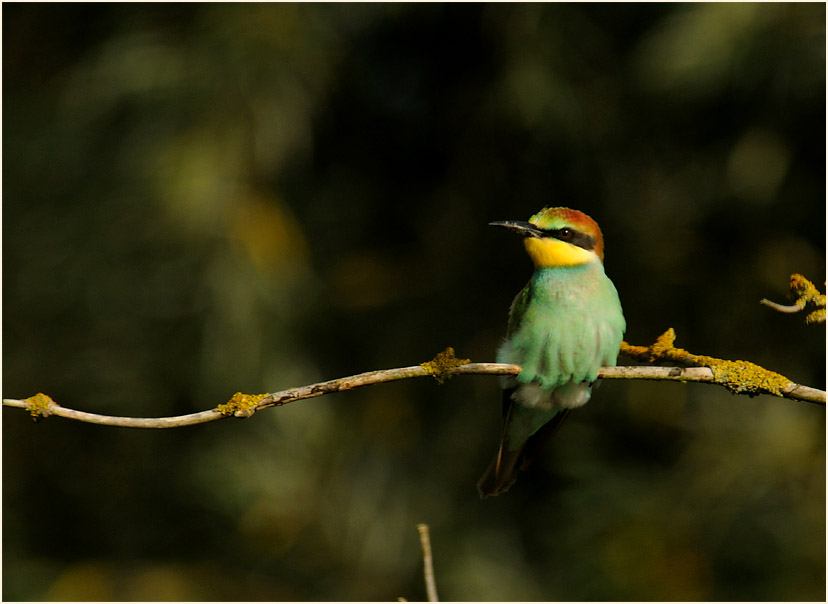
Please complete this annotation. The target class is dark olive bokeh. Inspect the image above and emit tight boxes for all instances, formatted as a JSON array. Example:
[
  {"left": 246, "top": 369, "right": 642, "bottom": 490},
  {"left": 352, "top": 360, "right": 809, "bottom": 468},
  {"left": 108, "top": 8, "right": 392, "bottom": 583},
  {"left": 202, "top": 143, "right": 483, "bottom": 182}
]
[{"left": 3, "top": 3, "right": 825, "bottom": 601}]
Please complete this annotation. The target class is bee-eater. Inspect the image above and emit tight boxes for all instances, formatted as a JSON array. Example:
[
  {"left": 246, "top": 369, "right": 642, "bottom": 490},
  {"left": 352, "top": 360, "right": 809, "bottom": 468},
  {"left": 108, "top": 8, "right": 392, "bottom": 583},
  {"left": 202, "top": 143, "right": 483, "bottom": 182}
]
[{"left": 478, "top": 207, "right": 626, "bottom": 498}]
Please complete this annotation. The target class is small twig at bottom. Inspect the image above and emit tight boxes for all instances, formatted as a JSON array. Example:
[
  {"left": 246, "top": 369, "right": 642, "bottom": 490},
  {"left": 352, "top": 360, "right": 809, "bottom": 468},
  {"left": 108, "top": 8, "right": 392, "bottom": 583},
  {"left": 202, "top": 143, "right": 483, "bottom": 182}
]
[{"left": 417, "top": 523, "right": 439, "bottom": 602}]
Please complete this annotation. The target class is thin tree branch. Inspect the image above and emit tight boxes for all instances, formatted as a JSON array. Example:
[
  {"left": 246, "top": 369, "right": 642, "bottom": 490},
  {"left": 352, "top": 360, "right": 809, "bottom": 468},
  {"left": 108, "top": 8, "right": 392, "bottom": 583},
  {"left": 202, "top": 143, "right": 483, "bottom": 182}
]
[
  {"left": 3, "top": 335, "right": 824, "bottom": 428},
  {"left": 1, "top": 397, "right": 224, "bottom": 428},
  {"left": 619, "top": 329, "right": 825, "bottom": 404},
  {"left": 599, "top": 366, "right": 825, "bottom": 405}
]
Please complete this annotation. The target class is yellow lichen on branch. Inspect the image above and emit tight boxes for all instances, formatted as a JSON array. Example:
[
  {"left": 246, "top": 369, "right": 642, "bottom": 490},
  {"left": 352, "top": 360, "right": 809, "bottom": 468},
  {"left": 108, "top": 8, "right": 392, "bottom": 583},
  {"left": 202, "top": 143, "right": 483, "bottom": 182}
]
[
  {"left": 23, "top": 392, "right": 57, "bottom": 420},
  {"left": 621, "top": 328, "right": 792, "bottom": 397},
  {"left": 420, "top": 347, "right": 471, "bottom": 384},
  {"left": 790, "top": 274, "right": 826, "bottom": 324},
  {"left": 217, "top": 392, "right": 268, "bottom": 418}
]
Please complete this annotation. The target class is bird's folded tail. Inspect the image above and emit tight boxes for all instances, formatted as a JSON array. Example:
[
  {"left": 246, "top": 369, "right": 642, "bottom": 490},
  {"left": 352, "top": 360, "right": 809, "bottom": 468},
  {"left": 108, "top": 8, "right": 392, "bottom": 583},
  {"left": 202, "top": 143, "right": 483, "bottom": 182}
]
[
  {"left": 476, "top": 442, "right": 524, "bottom": 498},
  {"left": 477, "top": 408, "right": 572, "bottom": 498}
]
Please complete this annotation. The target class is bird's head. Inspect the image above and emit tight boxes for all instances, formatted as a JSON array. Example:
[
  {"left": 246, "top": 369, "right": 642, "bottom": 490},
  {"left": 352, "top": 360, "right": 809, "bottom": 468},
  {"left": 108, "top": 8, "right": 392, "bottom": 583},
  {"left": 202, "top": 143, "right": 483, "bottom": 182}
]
[{"left": 490, "top": 207, "right": 605, "bottom": 268}]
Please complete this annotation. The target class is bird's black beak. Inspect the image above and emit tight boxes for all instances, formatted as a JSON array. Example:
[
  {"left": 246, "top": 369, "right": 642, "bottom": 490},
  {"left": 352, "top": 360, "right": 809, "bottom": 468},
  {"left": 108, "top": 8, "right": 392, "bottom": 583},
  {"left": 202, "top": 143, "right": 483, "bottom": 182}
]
[{"left": 489, "top": 220, "right": 545, "bottom": 238}]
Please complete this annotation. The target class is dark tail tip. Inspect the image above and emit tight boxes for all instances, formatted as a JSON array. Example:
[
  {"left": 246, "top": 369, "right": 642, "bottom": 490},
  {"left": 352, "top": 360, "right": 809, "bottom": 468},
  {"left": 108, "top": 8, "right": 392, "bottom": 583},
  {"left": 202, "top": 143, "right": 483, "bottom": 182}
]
[{"left": 476, "top": 449, "right": 521, "bottom": 498}]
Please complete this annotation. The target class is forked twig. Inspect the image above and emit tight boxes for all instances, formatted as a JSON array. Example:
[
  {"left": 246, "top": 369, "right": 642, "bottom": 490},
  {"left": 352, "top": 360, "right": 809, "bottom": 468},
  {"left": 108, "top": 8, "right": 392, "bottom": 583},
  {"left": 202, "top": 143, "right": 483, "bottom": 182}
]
[{"left": 760, "top": 273, "right": 826, "bottom": 324}]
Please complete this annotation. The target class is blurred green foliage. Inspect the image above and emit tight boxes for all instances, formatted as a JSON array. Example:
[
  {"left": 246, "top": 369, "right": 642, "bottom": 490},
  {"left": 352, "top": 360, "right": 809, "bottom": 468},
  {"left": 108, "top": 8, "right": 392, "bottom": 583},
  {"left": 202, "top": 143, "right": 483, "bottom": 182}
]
[{"left": 3, "top": 3, "right": 825, "bottom": 601}]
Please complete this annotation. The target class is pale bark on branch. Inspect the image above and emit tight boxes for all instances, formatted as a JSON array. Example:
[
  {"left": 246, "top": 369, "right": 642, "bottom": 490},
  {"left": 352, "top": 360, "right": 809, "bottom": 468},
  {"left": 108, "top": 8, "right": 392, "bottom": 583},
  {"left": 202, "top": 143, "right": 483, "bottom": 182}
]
[
  {"left": 3, "top": 358, "right": 824, "bottom": 430},
  {"left": 5, "top": 277, "right": 824, "bottom": 429}
]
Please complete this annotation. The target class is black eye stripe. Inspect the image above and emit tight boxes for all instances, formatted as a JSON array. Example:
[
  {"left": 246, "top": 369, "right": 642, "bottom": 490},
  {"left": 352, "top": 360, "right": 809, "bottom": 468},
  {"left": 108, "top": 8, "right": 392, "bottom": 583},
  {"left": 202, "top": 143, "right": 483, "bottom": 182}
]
[{"left": 544, "top": 228, "right": 596, "bottom": 251}]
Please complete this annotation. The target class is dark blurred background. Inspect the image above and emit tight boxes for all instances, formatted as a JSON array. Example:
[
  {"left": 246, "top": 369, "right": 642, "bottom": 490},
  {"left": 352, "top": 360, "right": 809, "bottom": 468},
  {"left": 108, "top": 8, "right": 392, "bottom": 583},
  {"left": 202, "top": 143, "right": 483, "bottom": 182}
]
[{"left": 3, "top": 3, "right": 825, "bottom": 601}]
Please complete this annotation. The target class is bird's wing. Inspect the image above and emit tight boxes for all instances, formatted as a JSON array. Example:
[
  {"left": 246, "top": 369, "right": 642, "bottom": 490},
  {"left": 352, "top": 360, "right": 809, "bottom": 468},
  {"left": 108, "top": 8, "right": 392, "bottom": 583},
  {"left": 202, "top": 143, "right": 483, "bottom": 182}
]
[{"left": 506, "top": 280, "right": 533, "bottom": 337}]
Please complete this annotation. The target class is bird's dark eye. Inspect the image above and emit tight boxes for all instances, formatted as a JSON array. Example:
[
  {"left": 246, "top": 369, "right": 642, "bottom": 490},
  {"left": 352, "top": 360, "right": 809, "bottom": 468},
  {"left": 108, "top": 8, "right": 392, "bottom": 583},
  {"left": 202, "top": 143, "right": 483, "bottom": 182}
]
[{"left": 556, "top": 228, "right": 573, "bottom": 241}]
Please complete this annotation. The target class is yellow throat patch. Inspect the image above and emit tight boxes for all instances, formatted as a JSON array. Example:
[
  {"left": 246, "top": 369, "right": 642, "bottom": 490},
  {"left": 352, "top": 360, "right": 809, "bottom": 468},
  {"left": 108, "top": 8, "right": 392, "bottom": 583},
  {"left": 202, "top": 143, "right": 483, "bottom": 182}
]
[{"left": 524, "top": 236, "right": 595, "bottom": 268}]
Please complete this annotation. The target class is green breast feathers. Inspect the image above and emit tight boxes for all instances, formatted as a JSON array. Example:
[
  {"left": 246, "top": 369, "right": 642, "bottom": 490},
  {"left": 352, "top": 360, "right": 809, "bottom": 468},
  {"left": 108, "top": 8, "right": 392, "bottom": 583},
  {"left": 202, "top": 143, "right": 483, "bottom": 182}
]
[{"left": 497, "top": 262, "right": 625, "bottom": 405}]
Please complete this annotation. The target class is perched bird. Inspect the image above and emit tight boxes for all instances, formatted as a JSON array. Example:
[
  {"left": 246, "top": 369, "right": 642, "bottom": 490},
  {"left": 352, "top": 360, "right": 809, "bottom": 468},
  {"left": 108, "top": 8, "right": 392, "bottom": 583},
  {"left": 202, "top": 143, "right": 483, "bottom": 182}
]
[{"left": 478, "top": 207, "right": 626, "bottom": 498}]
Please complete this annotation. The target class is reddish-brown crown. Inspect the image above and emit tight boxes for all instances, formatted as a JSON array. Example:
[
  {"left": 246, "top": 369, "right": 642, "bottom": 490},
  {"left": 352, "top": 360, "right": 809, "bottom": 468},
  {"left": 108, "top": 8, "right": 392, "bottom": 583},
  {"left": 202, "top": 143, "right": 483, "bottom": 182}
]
[{"left": 528, "top": 207, "right": 605, "bottom": 261}]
